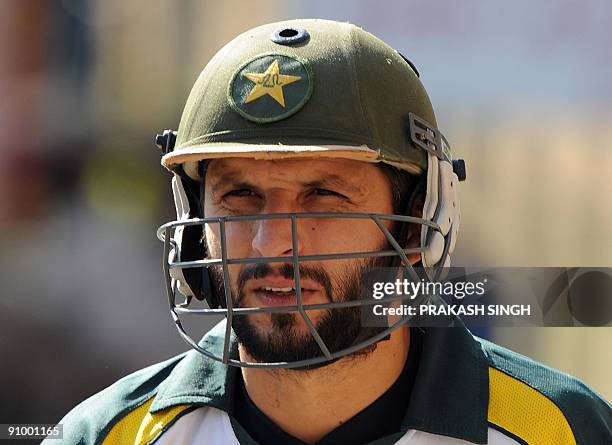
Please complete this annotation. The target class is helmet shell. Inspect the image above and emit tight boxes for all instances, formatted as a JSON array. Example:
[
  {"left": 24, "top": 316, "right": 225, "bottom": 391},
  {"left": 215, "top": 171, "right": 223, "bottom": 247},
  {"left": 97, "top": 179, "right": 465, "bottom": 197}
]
[{"left": 163, "top": 19, "right": 437, "bottom": 178}]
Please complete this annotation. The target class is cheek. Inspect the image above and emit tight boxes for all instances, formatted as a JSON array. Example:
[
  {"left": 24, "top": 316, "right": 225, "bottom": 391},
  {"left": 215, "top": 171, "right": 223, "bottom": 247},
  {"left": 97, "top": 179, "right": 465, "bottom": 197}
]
[
  {"left": 204, "top": 224, "right": 220, "bottom": 257},
  {"left": 205, "top": 222, "right": 254, "bottom": 287},
  {"left": 225, "top": 221, "right": 255, "bottom": 257},
  {"left": 308, "top": 221, "right": 390, "bottom": 286},
  {"left": 205, "top": 222, "right": 254, "bottom": 257},
  {"left": 310, "top": 219, "right": 390, "bottom": 254},
  {"left": 205, "top": 198, "right": 245, "bottom": 287}
]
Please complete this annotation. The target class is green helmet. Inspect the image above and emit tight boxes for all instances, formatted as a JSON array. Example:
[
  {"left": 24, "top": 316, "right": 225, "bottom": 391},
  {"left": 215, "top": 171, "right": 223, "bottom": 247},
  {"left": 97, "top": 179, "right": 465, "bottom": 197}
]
[
  {"left": 156, "top": 19, "right": 466, "bottom": 368},
  {"left": 160, "top": 18, "right": 447, "bottom": 178}
]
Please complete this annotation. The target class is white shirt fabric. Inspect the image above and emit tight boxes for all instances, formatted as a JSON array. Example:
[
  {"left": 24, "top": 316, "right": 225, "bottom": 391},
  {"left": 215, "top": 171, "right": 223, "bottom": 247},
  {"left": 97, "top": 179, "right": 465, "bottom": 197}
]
[{"left": 155, "top": 406, "right": 520, "bottom": 445}]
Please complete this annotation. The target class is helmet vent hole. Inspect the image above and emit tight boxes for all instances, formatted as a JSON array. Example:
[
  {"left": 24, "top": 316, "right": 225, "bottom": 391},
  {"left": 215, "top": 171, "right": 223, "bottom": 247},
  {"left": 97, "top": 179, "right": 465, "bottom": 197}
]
[
  {"left": 271, "top": 27, "right": 310, "bottom": 45},
  {"left": 280, "top": 28, "right": 298, "bottom": 38}
]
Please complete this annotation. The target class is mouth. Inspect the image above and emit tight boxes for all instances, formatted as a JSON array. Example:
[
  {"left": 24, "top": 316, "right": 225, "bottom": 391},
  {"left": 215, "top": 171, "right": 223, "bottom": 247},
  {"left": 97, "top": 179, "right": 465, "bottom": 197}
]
[{"left": 246, "top": 278, "right": 323, "bottom": 307}]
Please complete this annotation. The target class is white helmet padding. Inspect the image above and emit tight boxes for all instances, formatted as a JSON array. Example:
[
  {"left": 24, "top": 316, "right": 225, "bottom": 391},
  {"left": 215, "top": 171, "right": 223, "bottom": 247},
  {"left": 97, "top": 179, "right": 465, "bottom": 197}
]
[
  {"left": 420, "top": 151, "right": 461, "bottom": 270},
  {"left": 169, "top": 175, "right": 199, "bottom": 300}
]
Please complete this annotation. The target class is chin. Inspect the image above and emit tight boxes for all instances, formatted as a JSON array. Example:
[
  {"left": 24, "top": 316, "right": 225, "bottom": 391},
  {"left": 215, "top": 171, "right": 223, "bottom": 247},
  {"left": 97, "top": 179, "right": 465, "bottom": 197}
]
[{"left": 249, "top": 312, "right": 314, "bottom": 336}]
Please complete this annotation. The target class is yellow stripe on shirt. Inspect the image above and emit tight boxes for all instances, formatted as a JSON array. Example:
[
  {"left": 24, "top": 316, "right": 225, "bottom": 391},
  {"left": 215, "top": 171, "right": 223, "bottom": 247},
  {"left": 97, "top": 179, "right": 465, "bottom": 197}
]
[
  {"left": 101, "top": 396, "right": 192, "bottom": 445},
  {"left": 488, "top": 367, "right": 576, "bottom": 445}
]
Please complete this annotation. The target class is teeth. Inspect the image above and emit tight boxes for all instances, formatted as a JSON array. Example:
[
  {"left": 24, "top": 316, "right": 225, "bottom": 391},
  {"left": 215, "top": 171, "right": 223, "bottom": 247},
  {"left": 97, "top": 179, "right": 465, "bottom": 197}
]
[{"left": 263, "top": 287, "right": 296, "bottom": 292}]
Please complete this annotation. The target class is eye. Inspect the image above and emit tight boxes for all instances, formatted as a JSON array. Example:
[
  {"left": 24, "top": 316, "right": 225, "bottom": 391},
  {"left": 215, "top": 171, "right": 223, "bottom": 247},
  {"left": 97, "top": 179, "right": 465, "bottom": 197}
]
[
  {"left": 314, "top": 188, "right": 346, "bottom": 198},
  {"left": 224, "top": 189, "right": 258, "bottom": 198}
]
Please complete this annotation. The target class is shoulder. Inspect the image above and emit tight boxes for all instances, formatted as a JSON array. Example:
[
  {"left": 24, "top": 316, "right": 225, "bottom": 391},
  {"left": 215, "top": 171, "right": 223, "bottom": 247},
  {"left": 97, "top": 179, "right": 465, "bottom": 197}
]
[
  {"left": 476, "top": 337, "right": 612, "bottom": 445},
  {"left": 47, "top": 353, "right": 187, "bottom": 445}
]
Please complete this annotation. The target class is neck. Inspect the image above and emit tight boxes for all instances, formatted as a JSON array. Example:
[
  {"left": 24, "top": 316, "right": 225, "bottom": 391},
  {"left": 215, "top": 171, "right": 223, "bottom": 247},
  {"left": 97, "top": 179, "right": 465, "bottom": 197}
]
[{"left": 239, "top": 326, "right": 410, "bottom": 444}]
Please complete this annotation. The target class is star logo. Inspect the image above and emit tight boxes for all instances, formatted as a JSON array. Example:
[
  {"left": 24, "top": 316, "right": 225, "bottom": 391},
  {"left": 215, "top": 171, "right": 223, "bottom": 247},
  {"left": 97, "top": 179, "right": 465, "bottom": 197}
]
[
  {"left": 242, "top": 59, "right": 302, "bottom": 107},
  {"left": 228, "top": 54, "right": 313, "bottom": 123}
]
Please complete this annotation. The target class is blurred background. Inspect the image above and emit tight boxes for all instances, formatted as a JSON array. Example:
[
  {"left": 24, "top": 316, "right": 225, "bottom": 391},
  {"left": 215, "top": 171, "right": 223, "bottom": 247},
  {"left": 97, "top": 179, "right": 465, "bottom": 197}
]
[{"left": 1, "top": 0, "right": 611, "bottom": 425}]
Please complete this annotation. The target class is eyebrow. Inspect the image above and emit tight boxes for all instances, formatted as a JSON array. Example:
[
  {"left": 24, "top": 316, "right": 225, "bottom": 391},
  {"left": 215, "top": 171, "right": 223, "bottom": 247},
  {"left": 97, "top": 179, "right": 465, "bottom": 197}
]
[
  {"left": 208, "top": 171, "right": 257, "bottom": 195},
  {"left": 302, "top": 175, "right": 363, "bottom": 194},
  {"left": 208, "top": 170, "right": 363, "bottom": 195},
  {"left": 208, "top": 168, "right": 240, "bottom": 184}
]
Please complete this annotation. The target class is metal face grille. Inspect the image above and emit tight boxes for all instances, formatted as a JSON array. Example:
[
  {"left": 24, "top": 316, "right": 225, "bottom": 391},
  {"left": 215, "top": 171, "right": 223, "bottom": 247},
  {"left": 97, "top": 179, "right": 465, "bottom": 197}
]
[{"left": 158, "top": 212, "right": 446, "bottom": 368}]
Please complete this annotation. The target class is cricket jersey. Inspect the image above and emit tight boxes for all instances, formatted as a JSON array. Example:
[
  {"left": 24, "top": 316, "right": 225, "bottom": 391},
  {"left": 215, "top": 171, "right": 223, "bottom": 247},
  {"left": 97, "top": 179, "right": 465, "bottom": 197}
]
[{"left": 47, "top": 320, "right": 611, "bottom": 444}]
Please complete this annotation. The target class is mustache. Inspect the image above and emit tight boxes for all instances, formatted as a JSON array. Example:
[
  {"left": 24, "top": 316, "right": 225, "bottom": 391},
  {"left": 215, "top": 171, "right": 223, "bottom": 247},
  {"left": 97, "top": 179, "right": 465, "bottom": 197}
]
[{"left": 236, "top": 263, "right": 333, "bottom": 304}]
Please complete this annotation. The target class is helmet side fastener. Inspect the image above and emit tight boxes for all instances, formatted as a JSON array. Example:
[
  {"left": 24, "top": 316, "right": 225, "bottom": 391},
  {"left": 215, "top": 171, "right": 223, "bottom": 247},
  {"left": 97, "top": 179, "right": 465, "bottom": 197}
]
[{"left": 155, "top": 130, "right": 178, "bottom": 155}]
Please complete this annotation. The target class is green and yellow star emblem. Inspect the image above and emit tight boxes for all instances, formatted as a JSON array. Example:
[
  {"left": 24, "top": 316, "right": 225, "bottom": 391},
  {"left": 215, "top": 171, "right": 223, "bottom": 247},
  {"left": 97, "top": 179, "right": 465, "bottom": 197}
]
[
  {"left": 243, "top": 59, "right": 302, "bottom": 108},
  {"left": 228, "top": 53, "right": 313, "bottom": 123}
]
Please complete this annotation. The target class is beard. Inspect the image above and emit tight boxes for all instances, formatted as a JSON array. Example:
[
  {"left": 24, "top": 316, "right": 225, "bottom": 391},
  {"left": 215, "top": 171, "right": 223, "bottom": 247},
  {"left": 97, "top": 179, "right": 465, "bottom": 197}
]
[{"left": 210, "top": 255, "right": 391, "bottom": 367}]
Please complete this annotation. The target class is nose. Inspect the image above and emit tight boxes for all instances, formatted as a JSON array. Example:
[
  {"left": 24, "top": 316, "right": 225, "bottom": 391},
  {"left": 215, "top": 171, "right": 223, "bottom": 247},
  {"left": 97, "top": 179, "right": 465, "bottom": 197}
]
[{"left": 251, "top": 196, "right": 304, "bottom": 259}]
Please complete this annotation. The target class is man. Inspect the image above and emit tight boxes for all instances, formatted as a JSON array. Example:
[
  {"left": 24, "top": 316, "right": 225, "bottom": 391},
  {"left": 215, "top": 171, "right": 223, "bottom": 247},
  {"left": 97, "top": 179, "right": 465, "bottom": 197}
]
[{"left": 50, "top": 19, "right": 610, "bottom": 445}]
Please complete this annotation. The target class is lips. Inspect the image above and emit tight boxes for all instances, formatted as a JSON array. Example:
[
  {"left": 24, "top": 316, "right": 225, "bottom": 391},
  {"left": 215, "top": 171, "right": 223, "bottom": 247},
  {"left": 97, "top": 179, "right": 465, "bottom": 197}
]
[{"left": 246, "top": 277, "right": 323, "bottom": 307}]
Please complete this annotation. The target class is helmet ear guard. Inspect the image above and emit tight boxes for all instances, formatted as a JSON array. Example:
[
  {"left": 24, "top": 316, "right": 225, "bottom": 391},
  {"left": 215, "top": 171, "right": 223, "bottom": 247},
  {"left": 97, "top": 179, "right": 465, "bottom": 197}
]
[
  {"left": 408, "top": 113, "right": 464, "bottom": 275},
  {"left": 420, "top": 155, "right": 460, "bottom": 272},
  {"left": 169, "top": 169, "right": 222, "bottom": 309},
  {"left": 157, "top": 130, "right": 224, "bottom": 309}
]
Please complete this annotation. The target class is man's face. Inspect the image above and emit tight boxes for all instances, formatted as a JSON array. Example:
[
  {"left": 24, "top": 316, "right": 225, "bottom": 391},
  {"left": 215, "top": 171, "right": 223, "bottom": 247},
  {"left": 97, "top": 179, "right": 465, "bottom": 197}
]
[{"left": 204, "top": 157, "right": 396, "bottom": 364}]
